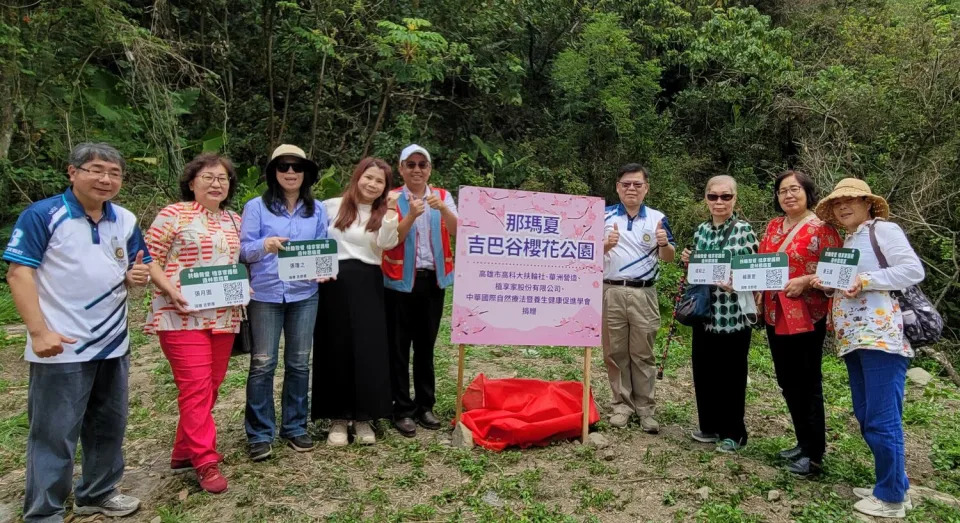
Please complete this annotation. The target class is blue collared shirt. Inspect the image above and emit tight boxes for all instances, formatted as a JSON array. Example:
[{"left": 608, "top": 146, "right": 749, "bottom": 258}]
[
  {"left": 2, "top": 188, "right": 152, "bottom": 363},
  {"left": 401, "top": 185, "right": 458, "bottom": 269},
  {"left": 602, "top": 203, "right": 675, "bottom": 281},
  {"left": 239, "top": 196, "right": 329, "bottom": 304}
]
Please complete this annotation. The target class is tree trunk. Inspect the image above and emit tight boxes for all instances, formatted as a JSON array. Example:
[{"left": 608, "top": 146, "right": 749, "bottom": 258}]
[
  {"left": 308, "top": 53, "right": 328, "bottom": 157},
  {"left": 0, "top": 6, "right": 17, "bottom": 160},
  {"left": 363, "top": 79, "right": 394, "bottom": 158},
  {"left": 264, "top": 0, "right": 275, "bottom": 148},
  {"left": 919, "top": 346, "right": 960, "bottom": 388},
  {"left": 277, "top": 49, "right": 297, "bottom": 142}
]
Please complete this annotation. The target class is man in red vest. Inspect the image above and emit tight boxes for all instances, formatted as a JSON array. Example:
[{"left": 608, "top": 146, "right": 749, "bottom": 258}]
[{"left": 382, "top": 144, "right": 458, "bottom": 437}]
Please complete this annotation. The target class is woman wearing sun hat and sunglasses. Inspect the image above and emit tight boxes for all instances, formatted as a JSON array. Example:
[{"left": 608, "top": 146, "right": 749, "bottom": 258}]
[
  {"left": 680, "top": 176, "right": 760, "bottom": 453},
  {"left": 811, "top": 179, "right": 923, "bottom": 518},
  {"left": 239, "top": 144, "right": 329, "bottom": 462}
]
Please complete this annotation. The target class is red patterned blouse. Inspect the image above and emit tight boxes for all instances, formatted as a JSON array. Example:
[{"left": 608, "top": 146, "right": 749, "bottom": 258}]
[{"left": 759, "top": 215, "right": 842, "bottom": 326}]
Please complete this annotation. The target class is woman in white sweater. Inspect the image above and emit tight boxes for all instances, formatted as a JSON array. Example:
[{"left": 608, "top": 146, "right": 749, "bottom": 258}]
[
  {"left": 812, "top": 178, "right": 925, "bottom": 519},
  {"left": 312, "top": 157, "right": 400, "bottom": 446}
]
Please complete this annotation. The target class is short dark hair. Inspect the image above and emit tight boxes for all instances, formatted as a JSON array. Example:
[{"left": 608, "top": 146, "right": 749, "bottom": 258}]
[
  {"left": 180, "top": 153, "right": 238, "bottom": 209},
  {"left": 617, "top": 163, "right": 649, "bottom": 182},
  {"left": 773, "top": 169, "right": 818, "bottom": 213},
  {"left": 69, "top": 142, "right": 126, "bottom": 172}
]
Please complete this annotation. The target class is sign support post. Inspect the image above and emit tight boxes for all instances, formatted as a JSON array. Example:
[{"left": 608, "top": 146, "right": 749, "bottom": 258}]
[
  {"left": 455, "top": 344, "right": 466, "bottom": 425},
  {"left": 581, "top": 347, "right": 592, "bottom": 443}
]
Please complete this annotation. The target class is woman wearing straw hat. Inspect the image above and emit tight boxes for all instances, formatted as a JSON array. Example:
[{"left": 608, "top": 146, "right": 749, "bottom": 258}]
[
  {"left": 758, "top": 170, "right": 842, "bottom": 476},
  {"left": 812, "top": 178, "right": 924, "bottom": 518},
  {"left": 240, "top": 144, "right": 329, "bottom": 462}
]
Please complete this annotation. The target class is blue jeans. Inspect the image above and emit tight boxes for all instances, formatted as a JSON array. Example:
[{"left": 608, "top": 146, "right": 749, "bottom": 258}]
[
  {"left": 844, "top": 349, "right": 910, "bottom": 503},
  {"left": 245, "top": 293, "right": 318, "bottom": 443},
  {"left": 24, "top": 355, "right": 129, "bottom": 522}
]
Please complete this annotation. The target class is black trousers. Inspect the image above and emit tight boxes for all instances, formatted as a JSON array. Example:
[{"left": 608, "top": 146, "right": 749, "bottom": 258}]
[
  {"left": 766, "top": 318, "right": 828, "bottom": 462},
  {"left": 691, "top": 325, "right": 752, "bottom": 445},
  {"left": 385, "top": 270, "right": 446, "bottom": 419}
]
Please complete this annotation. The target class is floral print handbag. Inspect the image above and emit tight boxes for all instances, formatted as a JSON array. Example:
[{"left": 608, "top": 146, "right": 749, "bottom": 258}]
[{"left": 868, "top": 223, "right": 943, "bottom": 347}]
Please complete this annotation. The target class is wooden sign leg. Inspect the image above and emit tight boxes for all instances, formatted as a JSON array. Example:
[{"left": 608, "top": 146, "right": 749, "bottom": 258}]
[
  {"left": 455, "top": 344, "right": 466, "bottom": 425},
  {"left": 582, "top": 347, "right": 592, "bottom": 443}
]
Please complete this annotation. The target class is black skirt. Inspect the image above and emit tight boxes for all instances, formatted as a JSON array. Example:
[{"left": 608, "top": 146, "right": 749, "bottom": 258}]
[{"left": 312, "top": 259, "right": 392, "bottom": 421}]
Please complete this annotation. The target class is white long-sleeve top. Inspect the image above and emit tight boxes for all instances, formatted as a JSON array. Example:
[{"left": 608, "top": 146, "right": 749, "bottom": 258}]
[
  {"left": 324, "top": 197, "right": 399, "bottom": 265},
  {"left": 832, "top": 219, "right": 925, "bottom": 357}
]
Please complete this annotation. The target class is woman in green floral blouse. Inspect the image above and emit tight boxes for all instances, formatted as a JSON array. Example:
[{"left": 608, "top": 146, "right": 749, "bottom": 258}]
[{"left": 680, "top": 175, "right": 759, "bottom": 453}]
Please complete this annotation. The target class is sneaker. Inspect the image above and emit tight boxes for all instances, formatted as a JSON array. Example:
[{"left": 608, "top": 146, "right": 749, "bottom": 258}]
[
  {"left": 640, "top": 416, "right": 660, "bottom": 434},
  {"left": 854, "top": 495, "right": 906, "bottom": 518},
  {"left": 785, "top": 456, "right": 822, "bottom": 477},
  {"left": 170, "top": 458, "right": 193, "bottom": 475},
  {"left": 778, "top": 445, "right": 803, "bottom": 460},
  {"left": 328, "top": 420, "right": 349, "bottom": 446},
  {"left": 73, "top": 493, "right": 141, "bottom": 517},
  {"left": 354, "top": 421, "right": 376, "bottom": 445},
  {"left": 716, "top": 438, "right": 742, "bottom": 453},
  {"left": 691, "top": 431, "right": 719, "bottom": 443},
  {"left": 609, "top": 412, "right": 630, "bottom": 428},
  {"left": 853, "top": 487, "right": 912, "bottom": 510},
  {"left": 196, "top": 462, "right": 228, "bottom": 494},
  {"left": 285, "top": 434, "right": 315, "bottom": 452},
  {"left": 249, "top": 442, "right": 272, "bottom": 462}
]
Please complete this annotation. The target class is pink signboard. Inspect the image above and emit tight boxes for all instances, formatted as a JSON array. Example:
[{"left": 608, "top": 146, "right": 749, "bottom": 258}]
[{"left": 451, "top": 186, "right": 605, "bottom": 347}]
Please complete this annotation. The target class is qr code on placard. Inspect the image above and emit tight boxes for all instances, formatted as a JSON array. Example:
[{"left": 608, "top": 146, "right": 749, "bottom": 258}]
[
  {"left": 765, "top": 269, "right": 782, "bottom": 289},
  {"left": 223, "top": 282, "right": 244, "bottom": 303},
  {"left": 315, "top": 255, "right": 333, "bottom": 276},
  {"left": 712, "top": 265, "right": 727, "bottom": 283},
  {"left": 838, "top": 266, "right": 853, "bottom": 286}
]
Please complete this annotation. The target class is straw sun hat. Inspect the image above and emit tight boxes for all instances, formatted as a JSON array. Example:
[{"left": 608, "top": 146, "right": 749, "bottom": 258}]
[
  {"left": 814, "top": 178, "right": 890, "bottom": 227},
  {"left": 265, "top": 144, "right": 319, "bottom": 184}
]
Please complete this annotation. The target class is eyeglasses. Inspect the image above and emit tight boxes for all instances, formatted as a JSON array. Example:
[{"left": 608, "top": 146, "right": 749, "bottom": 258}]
[
  {"left": 197, "top": 172, "right": 230, "bottom": 185},
  {"left": 706, "top": 193, "right": 735, "bottom": 202},
  {"left": 404, "top": 161, "right": 429, "bottom": 170},
  {"left": 777, "top": 185, "right": 804, "bottom": 197},
  {"left": 618, "top": 181, "right": 646, "bottom": 189},
  {"left": 277, "top": 161, "right": 304, "bottom": 173},
  {"left": 76, "top": 165, "right": 123, "bottom": 180}
]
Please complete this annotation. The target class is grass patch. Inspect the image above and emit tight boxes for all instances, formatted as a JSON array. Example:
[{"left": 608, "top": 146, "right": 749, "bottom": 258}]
[
  {"left": 695, "top": 501, "right": 759, "bottom": 522},
  {"left": 0, "top": 411, "right": 28, "bottom": 475}
]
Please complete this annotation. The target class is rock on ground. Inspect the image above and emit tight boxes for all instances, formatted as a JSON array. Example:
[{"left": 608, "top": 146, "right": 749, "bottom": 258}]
[
  {"left": 588, "top": 432, "right": 611, "bottom": 449},
  {"left": 696, "top": 486, "right": 711, "bottom": 501},
  {"left": 452, "top": 422, "right": 474, "bottom": 449},
  {"left": 767, "top": 489, "right": 781, "bottom": 502},
  {"left": 906, "top": 367, "right": 933, "bottom": 386}
]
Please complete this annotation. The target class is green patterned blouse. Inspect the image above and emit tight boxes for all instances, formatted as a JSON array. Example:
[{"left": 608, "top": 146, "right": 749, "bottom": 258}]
[{"left": 692, "top": 215, "right": 759, "bottom": 333}]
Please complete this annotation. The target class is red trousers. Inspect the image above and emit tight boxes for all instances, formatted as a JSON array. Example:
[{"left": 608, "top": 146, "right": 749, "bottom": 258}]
[{"left": 159, "top": 330, "right": 234, "bottom": 467}]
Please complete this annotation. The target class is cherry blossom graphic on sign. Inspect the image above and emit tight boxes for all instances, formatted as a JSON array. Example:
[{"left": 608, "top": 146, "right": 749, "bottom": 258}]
[{"left": 452, "top": 186, "right": 604, "bottom": 347}]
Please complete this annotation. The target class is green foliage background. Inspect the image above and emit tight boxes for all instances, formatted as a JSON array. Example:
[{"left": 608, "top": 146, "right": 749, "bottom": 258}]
[{"left": 1, "top": 0, "right": 959, "bottom": 360}]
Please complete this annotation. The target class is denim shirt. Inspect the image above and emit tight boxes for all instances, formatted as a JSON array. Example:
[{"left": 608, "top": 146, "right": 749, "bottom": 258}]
[{"left": 240, "top": 196, "right": 329, "bottom": 304}]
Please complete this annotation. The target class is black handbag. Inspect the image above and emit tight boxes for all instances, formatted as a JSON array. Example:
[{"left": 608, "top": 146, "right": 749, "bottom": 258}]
[
  {"left": 676, "top": 219, "right": 741, "bottom": 327},
  {"left": 227, "top": 212, "right": 253, "bottom": 356},
  {"left": 868, "top": 223, "right": 943, "bottom": 347}
]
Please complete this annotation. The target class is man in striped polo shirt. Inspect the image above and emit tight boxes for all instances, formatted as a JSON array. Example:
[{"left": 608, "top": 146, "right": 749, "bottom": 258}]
[
  {"left": 4, "top": 143, "right": 151, "bottom": 522},
  {"left": 602, "top": 163, "right": 676, "bottom": 432}
]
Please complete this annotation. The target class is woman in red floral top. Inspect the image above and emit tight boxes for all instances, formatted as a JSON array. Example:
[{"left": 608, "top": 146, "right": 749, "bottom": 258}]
[{"left": 758, "top": 170, "right": 842, "bottom": 476}]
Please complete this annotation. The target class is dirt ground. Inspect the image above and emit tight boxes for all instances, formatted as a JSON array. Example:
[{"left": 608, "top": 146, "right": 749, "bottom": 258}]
[{"left": 0, "top": 297, "right": 958, "bottom": 522}]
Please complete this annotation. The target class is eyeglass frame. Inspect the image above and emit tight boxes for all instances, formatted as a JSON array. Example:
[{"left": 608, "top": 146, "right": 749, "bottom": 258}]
[
  {"left": 75, "top": 165, "right": 124, "bottom": 181},
  {"left": 617, "top": 181, "right": 647, "bottom": 189},
  {"left": 777, "top": 185, "right": 804, "bottom": 197},
  {"left": 196, "top": 172, "right": 231, "bottom": 185},
  {"left": 403, "top": 160, "right": 430, "bottom": 170}
]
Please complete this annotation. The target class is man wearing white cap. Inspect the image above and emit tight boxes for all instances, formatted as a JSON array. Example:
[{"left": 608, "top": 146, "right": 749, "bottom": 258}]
[{"left": 382, "top": 144, "right": 458, "bottom": 437}]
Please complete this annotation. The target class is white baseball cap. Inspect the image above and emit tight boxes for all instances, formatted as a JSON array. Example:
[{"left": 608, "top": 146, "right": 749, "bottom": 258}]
[{"left": 400, "top": 144, "right": 432, "bottom": 163}]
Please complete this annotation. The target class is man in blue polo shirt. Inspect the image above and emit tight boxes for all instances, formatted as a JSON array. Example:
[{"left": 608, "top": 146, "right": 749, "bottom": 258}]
[
  {"left": 602, "top": 163, "right": 676, "bottom": 433},
  {"left": 4, "top": 143, "right": 151, "bottom": 522}
]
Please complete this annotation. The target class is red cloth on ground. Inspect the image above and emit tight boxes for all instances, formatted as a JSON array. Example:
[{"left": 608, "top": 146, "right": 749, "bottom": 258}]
[{"left": 458, "top": 374, "right": 599, "bottom": 451}]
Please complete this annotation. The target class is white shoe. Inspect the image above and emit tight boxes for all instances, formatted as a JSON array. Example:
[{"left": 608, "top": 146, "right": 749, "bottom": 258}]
[
  {"left": 73, "top": 493, "right": 141, "bottom": 517},
  {"left": 327, "top": 420, "right": 349, "bottom": 447},
  {"left": 354, "top": 421, "right": 376, "bottom": 445},
  {"left": 853, "top": 487, "right": 912, "bottom": 510},
  {"left": 854, "top": 495, "right": 906, "bottom": 518}
]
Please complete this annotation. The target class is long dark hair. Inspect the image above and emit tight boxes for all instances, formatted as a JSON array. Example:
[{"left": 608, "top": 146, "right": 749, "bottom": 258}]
[
  {"left": 263, "top": 161, "right": 318, "bottom": 217},
  {"left": 334, "top": 157, "right": 393, "bottom": 233},
  {"left": 180, "top": 153, "right": 238, "bottom": 209}
]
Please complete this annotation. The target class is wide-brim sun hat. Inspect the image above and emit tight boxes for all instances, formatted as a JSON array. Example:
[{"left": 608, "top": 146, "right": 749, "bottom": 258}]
[
  {"left": 265, "top": 144, "right": 319, "bottom": 185},
  {"left": 815, "top": 177, "right": 890, "bottom": 227}
]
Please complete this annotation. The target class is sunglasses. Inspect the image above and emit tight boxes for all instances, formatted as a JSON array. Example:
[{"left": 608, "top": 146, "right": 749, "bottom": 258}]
[
  {"left": 618, "top": 181, "right": 646, "bottom": 189},
  {"left": 404, "top": 161, "right": 430, "bottom": 170},
  {"left": 706, "top": 193, "right": 735, "bottom": 202},
  {"left": 277, "top": 161, "right": 305, "bottom": 173}
]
